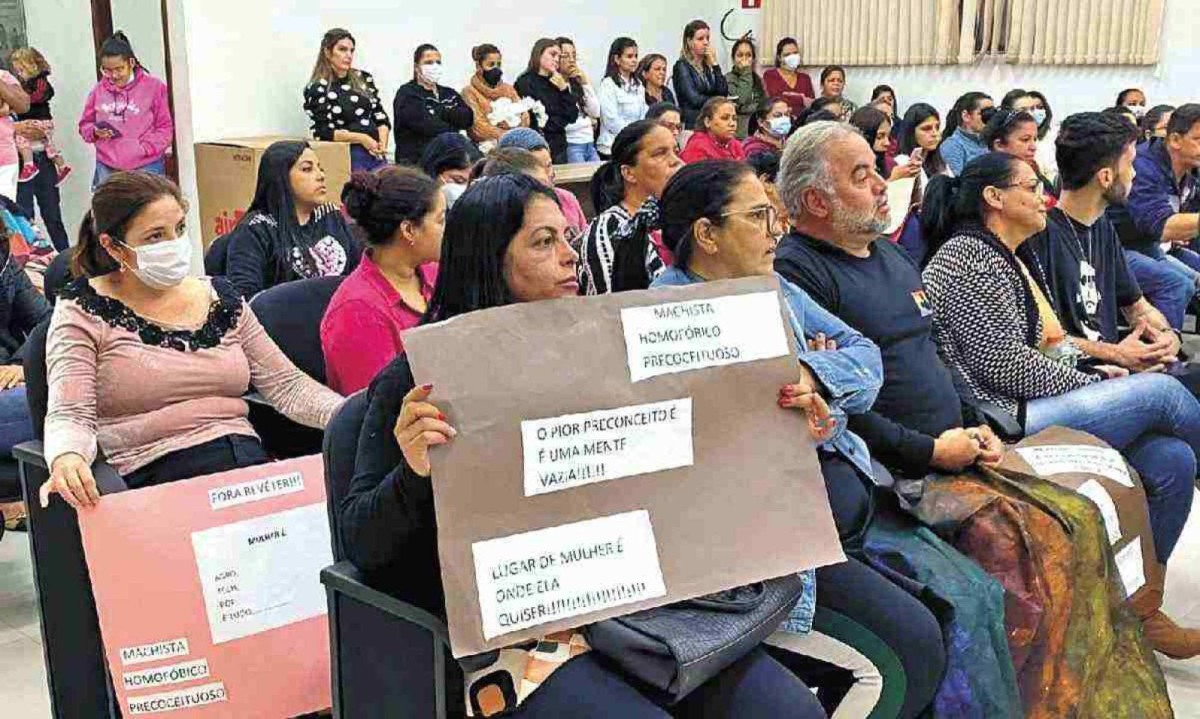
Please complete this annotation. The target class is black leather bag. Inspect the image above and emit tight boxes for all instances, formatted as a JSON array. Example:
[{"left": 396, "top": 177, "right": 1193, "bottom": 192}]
[{"left": 584, "top": 574, "right": 806, "bottom": 704}]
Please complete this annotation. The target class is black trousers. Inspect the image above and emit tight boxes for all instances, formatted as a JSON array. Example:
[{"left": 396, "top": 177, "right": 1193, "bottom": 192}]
[
  {"left": 125, "top": 434, "right": 270, "bottom": 489},
  {"left": 15, "top": 149, "right": 69, "bottom": 251}
]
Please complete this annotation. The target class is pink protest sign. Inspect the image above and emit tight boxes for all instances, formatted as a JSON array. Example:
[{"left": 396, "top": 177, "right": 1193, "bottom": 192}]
[{"left": 78, "top": 454, "right": 333, "bottom": 718}]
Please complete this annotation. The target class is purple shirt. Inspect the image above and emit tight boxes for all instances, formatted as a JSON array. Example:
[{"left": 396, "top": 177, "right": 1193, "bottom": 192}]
[{"left": 321, "top": 253, "right": 437, "bottom": 395}]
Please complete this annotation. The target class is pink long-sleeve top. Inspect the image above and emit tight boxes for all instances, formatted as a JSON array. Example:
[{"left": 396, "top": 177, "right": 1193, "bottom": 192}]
[{"left": 45, "top": 277, "right": 343, "bottom": 476}]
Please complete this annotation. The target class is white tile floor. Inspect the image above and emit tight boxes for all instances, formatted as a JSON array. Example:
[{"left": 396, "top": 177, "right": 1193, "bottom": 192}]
[{"left": 4, "top": 495, "right": 1200, "bottom": 718}]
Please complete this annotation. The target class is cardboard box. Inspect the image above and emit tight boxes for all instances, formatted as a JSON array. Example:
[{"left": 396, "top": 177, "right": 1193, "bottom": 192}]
[{"left": 194, "top": 137, "right": 351, "bottom": 249}]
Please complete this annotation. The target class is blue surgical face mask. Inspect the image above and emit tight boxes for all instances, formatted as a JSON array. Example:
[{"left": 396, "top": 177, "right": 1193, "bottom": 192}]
[
  {"left": 1030, "top": 108, "right": 1047, "bottom": 127},
  {"left": 767, "top": 116, "right": 792, "bottom": 137}
]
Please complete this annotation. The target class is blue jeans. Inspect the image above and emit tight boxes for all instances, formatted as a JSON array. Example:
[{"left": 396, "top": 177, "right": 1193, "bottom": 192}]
[
  {"left": 1123, "top": 249, "right": 1195, "bottom": 329},
  {"left": 1167, "top": 246, "right": 1200, "bottom": 280},
  {"left": 1025, "top": 372, "right": 1200, "bottom": 561},
  {"left": 0, "top": 385, "right": 34, "bottom": 456},
  {"left": 349, "top": 144, "right": 387, "bottom": 173},
  {"left": 93, "top": 157, "right": 166, "bottom": 189},
  {"left": 566, "top": 142, "right": 600, "bottom": 164}
]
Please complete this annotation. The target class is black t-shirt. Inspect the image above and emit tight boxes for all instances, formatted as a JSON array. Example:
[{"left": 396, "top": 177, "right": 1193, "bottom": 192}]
[
  {"left": 774, "top": 233, "right": 969, "bottom": 477},
  {"left": 1027, "top": 208, "right": 1141, "bottom": 344}
]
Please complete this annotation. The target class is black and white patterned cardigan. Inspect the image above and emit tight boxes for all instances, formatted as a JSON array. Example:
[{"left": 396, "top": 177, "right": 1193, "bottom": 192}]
[{"left": 920, "top": 225, "right": 1099, "bottom": 424}]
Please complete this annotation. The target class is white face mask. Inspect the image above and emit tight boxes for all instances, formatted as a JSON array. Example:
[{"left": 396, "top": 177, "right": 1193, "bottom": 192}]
[
  {"left": 767, "top": 116, "right": 792, "bottom": 137},
  {"left": 782, "top": 53, "right": 801, "bottom": 71},
  {"left": 124, "top": 234, "right": 192, "bottom": 289},
  {"left": 1030, "top": 108, "right": 1047, "bottom": 126},
  {"left": 419, "top": 62, "right": 443, "bottom": 84},
  {"left": 1126, "top": 104, "right": 1146, "bottom": 119}
]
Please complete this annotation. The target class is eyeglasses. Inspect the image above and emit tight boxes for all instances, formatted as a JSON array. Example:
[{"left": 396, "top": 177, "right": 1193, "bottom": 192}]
[
  {"left": 997, "top": 179, "right": 1045, "bottom": 196},
  {"left": 720, "top": 205, "right": 782, "bottom": 241}
]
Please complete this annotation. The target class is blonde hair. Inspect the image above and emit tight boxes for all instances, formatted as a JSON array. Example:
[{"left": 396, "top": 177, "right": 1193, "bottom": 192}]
[
  {"left": 309, "top": 28, "right": 365, "bottom": 93},
  {"left": 10, "top": 47, "right": 50, "bottom": 77}
]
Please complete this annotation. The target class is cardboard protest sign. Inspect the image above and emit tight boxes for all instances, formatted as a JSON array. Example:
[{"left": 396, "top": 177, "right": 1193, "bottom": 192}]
[
  {"left": 999, "top": 427, "right": 1163, "bottom": 599},
  {"left": 79, "top": 455, "right": 333, "bottom": 718},
  {"left": 403, "top": 275, "right": 845, "bottom": 657}
]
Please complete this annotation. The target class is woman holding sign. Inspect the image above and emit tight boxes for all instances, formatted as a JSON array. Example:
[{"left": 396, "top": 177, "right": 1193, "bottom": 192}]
[
  {"left": 342, "top": 172, "right": 828, "bottom": 718},
  {"left": 650, "top": 159, "right": 948, "bottom": 719}
]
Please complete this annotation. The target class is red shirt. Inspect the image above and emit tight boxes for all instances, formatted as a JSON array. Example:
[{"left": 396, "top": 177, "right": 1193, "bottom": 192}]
[
  {"left": 680, "top": 131, "right": 746, "bottom": 164},
  {"left": 320, "top": 253, "right": 437, "bottom": 394},
  {"left": 762, "top": 68, "right": 815, "bottom": 120}
]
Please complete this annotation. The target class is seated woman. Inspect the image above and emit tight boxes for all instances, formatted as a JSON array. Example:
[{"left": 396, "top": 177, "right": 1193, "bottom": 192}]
[
  {"left": 745, "top": 150, "right": 789, "bottom": 239},
  {"left": 462, "top": 43, "right": 530, "bottom": 151},
  {"left": 391, "top": 43, "right": 474, "bottom": 165},
  {"left": 890, "top": 103, "right": 948, "bottom": 266},
  {"left": 740, "top": 96, "right": 792, "bottom": 158},
  {"left": 849, "top": 106, "right": 914, "bottom": 181},
  {"left": 224, "top": 140, "right": 362, "bottom": 299},
  {"left": 679, "top": 98, "right": 744, "bottom": 163},
  {"left": 419, "top": 132, "right": 480, "bottom": 208},
  {"left": 340, "top": 172, "right": 828, "bottom": 718},
  {"left": 650, "top": 160, "right": 946, "bottom": 719},
  {"left": 321, "top": 167, "right": 443, "bottom": 395},
  {"left": 980, "top": 108, "right": 1057, "bottom": 207},
  {"left": 921, "top": 152, "right": 1200, "bottom": 657},
  {"left": 579, "top": 120, "right": 682, "bottom": 295},
  {"left": 817, "top": 65, "right": 855, "bottom": 114},
  {"left": 40, "top": 172, "right": 342, "bottom": 507}
]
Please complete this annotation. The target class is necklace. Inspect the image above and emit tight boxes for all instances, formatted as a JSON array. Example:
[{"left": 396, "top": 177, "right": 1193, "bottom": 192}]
[{"left": 1055, "top": 208, "right": 1102, "bottom": 340}]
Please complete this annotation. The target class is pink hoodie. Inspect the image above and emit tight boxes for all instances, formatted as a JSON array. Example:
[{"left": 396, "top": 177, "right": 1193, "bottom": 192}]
[{"left": 78, "top": 69, "right": 174, "bottom": 170}]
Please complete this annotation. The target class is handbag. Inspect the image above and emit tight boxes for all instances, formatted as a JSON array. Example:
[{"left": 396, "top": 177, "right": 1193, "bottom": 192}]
[{"left": 584, "top": 574, "right": 806, "bottom": 704}]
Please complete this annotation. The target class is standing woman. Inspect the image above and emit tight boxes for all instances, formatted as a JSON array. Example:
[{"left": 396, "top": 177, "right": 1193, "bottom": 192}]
[
  {"left": 741, "top": 96, "right": 791, "bottom": 157},
  {"left": 321, "top": 167, "right": 444, "bottom": 394},
  {"left": 818, "top": 65, "right": 855, "bottom": 113},
  {"left": 680, "top": 98, "right": 744, "bottom": 163},
  {"left": 391, "top": 44, "right": 473, "bottom": 165},
  {"left": 303, "top": 28, "right": 391, "bottom": 174},
  {"left": 597, "top": 37, "right": 646, "bottom": 159},
  {"left": 672, "top": 20, "right": 729, "bottom": 129},
  {"left": 514, "top": 38, "right": 579, "bottom": 165},
  {"left": 224, "top": 141, "right": 361, "bottom": 299},
  {"left": 636, "top": 53, "right": 676, "bottom": 108},
  {"left": 761, "top": 38, "right": 815, "bottom": 122},
  {"left": 462, "top": 43, "right": 529, "bottom": 150},
  {"left": 725, "top": 38, "right": 766, "bottom": 139},
  {"left": 78, "top": 32, "right": 173, "bottom": 188},
  {"left": 556, "top": 38, "right": 602, "bottom": 164}
]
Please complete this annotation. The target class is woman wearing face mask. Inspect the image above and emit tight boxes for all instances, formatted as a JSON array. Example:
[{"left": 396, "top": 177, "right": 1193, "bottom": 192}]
[
  {"left": 555, "top": 37, "right": 602, "bottom": 164},
  {"left": 672, "top": 20, "right": 729, "bottom": 130},
  {"left": 762, "top": 38, "right": 814, "bottom": 122},
  {"left": 224, "top": 141, "right": 362, "bottom": 299},
  {"left": 462, "top": 43, "right": 530, "bottom": 149},
  {"left": 579, "top": 119, "right": 682, "bottom": 294},
  {"left": 597, "top": 37, "right": 646, "bottom": 159},
  {"left": 41, "top": 171, "right": 343, "bottom": 510},
  {"left": 1117, "top": 88, "right": 1148, "bottom": 119},
  {"left": 1002, "top": 89, "right": 1057, "bottom": 181},
  {"left": 392, "top": 43, "right": 474, "bottom": 165},
  {"left": 303, "top": 28, "right": 391, "bottom": 174},
  {"left": 321, "top": 167, "right": 444, "bottom": 394},
  {"left": 741, "top": 97, "right": 791, "bottom": 156},
  {"left": 680, "top": 98, "right": 744, "bottom": 163},
  {"left": 818, "top": 65, "right": 854, "bottom": 113},
  {"left": 419, "top": 131, "right": 480, "bottom": 209},
  {"left": 515, "top": 38, "right": 580, "bottom": 165},
  {"left": 78, "top": 32, "right": 173, "bottom": 188},
  {"left": 636, "top": 53, "right": 676, "bottom": 108},
  {"left": 725, "top": 38, "right": 766, "bottom": 139}
]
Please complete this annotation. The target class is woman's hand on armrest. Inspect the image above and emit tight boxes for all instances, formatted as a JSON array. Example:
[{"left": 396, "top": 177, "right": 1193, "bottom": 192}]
[{"left": 40, "top": 452, "right": 99, "bottom": 510}]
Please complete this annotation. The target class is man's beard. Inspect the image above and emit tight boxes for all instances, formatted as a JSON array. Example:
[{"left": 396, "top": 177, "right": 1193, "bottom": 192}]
[
  {"left": 831, "top": 196, "right": 890, "bottom": 238},
  {"left": 1103, "top": 176, "right": 1131, "bottom": 207}
]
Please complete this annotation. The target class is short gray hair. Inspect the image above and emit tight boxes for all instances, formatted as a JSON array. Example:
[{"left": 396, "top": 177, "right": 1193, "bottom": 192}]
[{"left": 777, "top": 121, "right": 862, "bottom": 219}]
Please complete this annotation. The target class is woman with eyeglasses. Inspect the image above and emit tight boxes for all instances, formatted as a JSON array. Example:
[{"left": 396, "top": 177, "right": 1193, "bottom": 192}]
[
  {"left": 922, "top": 153, "right": 1200, "bottom": 569},
  {"left": 79, "top": 32, "right": 173, "bottom": 188}
]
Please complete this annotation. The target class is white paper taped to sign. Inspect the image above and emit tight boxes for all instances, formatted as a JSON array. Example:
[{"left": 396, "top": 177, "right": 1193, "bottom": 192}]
[
  {"left": 127, "top": 681, "right": 227, "bottom": 715},
  {"left": 208, "top": 470, "right": 304, "bottom": 510},
  {"left": 1076, "top": 479, "right": 1122, "bottom": 544},
  {"left": 123, "top": 658, "right": 211, "bottom": 692},
  {"left": 120, "top": 638, "right": 190, "bottom": 667},
  {"left": 521, "top": 398, "right": 693, "bottom": 497},
  {"left": 1115, "top": 540, "right": 1147, "bottom": 597},
  {"left": 191, "top": 503, "right": 333, "bottom": 644},
  {"left": 1015, "top": 445, "right": 1134, "bottom": 487},
  {"left": 472, "top": 509, "right": 667, "bottom": 640},
  {"left": 621, "top": 291, "right": 790, "bottom": 382}
]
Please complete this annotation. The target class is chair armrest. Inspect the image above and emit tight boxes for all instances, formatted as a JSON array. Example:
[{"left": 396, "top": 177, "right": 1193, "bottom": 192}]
[
  {"left": 243, "top": 391, "right": 271, "bottom": 408},
  {"left": 14, "top": 439, "right": 129, "bottom": 495},
  {"left": 321, "top": 560, "right": 450, "bottom": 645}
]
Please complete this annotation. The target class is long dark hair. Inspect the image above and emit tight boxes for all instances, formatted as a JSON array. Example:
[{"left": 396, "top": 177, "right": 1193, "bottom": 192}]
[
  {"left": 423, "top": 173, "right": 558, "bottom": 323},
  {"left": 749, "top": 96, "right": 788, "bottom": 136},
  {"left": 342, "top": 166, "right": 440, "bottom": 248},
  {"left": 1140, "top": 104, "right": 1175, "bottom": 141},
  {"left": 1027, "top": 90, "right": 1054, "bottom": 140},
  {"left": 524, "top": 38, "right": 558, "bottom": 77},
  {"left": 945, "top": 91, "right": 991, "bottom": 137},
  {"left": 871, "top": 84, "right": 899, "bottom": 138},
  {"left": 659, "top": 160, "right": 754, "bottom": 270},
  {"left": 555, "top": 36, "right": 590, "bottom": 114},
  {"left": 236, "top": 141, "right": 313, "bottom": 277},
  {"left": 773, "top": 37, "right": 799, "bottom": 67},
  {"left": 420, "top": 132, "right": 481, "bottom": 180},
  {"left": 605, "top": 37, "right": 640, "bottom": 88},
  {"left": 920, "top": 152, "right": 1022, "bottom": 257},
  {"left": 849, "top": 106, "right": 891, "bottom": 175},
  {"left": 591, "top": 119, "right": 665, "bottom": 212},
  {"left": 900, "top": 103, "right": 947, "bottom": 176},
  {"left": 99, "top": 30, "right": 145, "bottom": 73}
]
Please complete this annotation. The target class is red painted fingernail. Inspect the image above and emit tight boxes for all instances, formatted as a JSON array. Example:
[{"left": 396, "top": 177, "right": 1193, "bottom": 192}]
[
  {"left": 778, "top": 398, "right": 789, "bottom": 407},
  {"left": 437, "top": 412, "right": 446, "bottom": 421},
  {"left": 780, "top": 386, "right": 795, "bottom": 396},
  {"left": 421, "top": 383, "right": 434, "bottom": 391}
]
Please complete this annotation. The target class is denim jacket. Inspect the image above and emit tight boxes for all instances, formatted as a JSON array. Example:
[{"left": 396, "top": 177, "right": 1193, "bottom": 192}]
[{"left": 652, "top": 267, "right": 884, "bottom": 480}]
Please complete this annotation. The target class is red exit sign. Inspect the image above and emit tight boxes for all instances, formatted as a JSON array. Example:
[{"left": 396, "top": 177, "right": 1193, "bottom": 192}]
[{"left": 742, "top": 0, "right": 762, "bottom": 8}]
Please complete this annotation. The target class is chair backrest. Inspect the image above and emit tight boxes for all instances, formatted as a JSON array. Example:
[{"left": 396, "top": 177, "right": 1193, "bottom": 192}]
[
  {"left": 23, "top": 316, "right": 50, "bottom": 439},
  {"left": 43, "top": 251, "right": 74, "bottom": 307},
  {"left": 322, "top": 390, "right": 369, "bottom": 561},
  {"left": 204, "top": 234, "right": 231, "bottom": 277},
  {"left": 249, "top": 276, "right": 344, "bottom": 384}
]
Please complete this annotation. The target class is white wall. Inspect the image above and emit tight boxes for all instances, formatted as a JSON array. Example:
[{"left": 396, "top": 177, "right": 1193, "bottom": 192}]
[{"left": 111, "top": 0, "right": 166, "bottom": 83}]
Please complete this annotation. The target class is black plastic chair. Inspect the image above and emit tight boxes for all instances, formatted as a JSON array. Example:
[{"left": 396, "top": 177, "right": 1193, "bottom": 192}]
[
  {"left": 248, "top": 276, "right": 345, "bottom": 457},
  {"left": 319, "top": 392, "right": 455, "bottom": 719},
  {"left": 204, "top": 234, "right": 232, "bottom": 277},
  {"left": 41, "top": 252, "right": 74, "bottom": 307}
]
